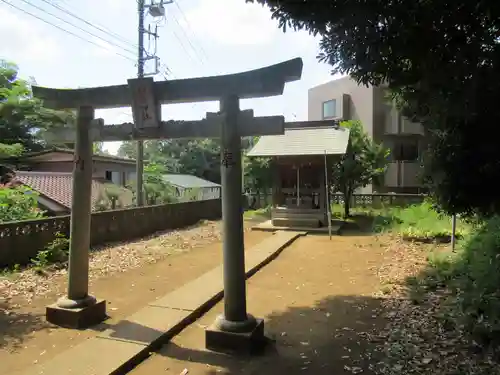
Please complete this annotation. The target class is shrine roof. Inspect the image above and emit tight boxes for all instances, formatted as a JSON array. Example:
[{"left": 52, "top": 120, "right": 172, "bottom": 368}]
[{"left": 246, "top": 126, "right": 350, "bottom": 157}]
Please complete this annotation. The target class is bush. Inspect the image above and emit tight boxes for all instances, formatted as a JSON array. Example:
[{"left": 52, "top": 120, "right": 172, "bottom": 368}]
[
  {"left": 0, "top": 186, "right": 45, "bottom": 223},
  {"left": 31, "top": 232, "right": 70, "bottom": 269}
]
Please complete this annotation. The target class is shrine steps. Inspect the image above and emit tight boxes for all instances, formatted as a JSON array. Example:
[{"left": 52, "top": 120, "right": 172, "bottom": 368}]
[
  {"left": 252, "top": 219, "right": 342, "bottom": 234},
  {"left": 272, "top": 217, "right": 321, "bottom": 228}
]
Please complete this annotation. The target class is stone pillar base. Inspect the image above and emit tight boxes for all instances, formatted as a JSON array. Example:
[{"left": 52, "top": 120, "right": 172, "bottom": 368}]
[
  {"left": 46, "top": 298, "right": 107, "bottom": 329},
  {"left": 205, "top": 317, "right": 266, "bottom": 355}
]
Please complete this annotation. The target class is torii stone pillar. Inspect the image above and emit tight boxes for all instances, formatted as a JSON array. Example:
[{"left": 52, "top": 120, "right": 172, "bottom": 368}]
[
  {"left": 207, "top": 96, "right": 258, "bottom": 337},
  {"left": 33, "top": 58, "right": 304, "bottom": 346},
  {"left": 45, "top": 106, "right": 107, "bottom": 328}
]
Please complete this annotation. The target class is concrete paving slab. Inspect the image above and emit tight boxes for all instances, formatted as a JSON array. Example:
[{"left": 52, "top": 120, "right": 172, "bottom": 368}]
[
  {"left": 245, "top": 231, "right": 306, "bottom": 272},
  {"left": 19, "top": 231, "right": 305, "bottom": 375},
  {"left": 97, "top": 306, "right": 192, "bottom": 345},
  {"left": 149, "top": 267, "right": 223, "bottom": 311},
  {"left": 19, "top": 336, "right": 145, "bottom": 375}
]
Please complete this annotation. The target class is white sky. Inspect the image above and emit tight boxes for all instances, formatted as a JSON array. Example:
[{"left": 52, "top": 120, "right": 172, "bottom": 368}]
[{"left": 0, "top": 0, "right": 340, "bottom": 154}]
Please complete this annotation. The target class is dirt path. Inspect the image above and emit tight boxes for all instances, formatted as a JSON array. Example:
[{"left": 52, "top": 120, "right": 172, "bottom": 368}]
[
  {"left": 132, "top": 233, "right": 394, "bottom": 375},
  {"left": 0, "top": 222, "right": 271, "bottom": 374}
]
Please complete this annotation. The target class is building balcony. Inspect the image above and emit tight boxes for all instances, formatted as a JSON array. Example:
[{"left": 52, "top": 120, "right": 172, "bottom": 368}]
[
  {"left": 401, "top": 117, "right": 424, "bottom": 135},
  {"left": 385, "top": 161, "right": 423, "bottom": 187},
  {"left": 384, "top": 106, "right": 424, "bottom": 135}
]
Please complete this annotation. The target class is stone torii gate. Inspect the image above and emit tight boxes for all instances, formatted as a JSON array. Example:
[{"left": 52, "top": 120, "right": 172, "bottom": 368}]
[{"left": 33, "top": 58, "right": 303, "bottom": 352}]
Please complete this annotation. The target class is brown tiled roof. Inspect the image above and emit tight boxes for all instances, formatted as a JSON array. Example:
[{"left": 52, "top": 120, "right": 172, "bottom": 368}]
[{"left": 14, "top": 171, "right": 133, "bottom": 211}]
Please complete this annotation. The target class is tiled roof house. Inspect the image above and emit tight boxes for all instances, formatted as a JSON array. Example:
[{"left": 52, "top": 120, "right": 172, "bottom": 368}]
[
  {"left": 3, "top": 148, "right": 136, "bottom": 215},
  {"left": 12, "top": 171, "right": 134, "bottom": 215}
]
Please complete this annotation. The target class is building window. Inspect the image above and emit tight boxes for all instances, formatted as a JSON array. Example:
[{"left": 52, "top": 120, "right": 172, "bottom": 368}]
[
  {"left": 105, "top": 171, "right": 112, "bottom": 181},
  {"left": 322, "top": 99, "right": 337, "bottom": 119},
  {"left": 392, "top": 139, "right": 419, "bottom": 161}
]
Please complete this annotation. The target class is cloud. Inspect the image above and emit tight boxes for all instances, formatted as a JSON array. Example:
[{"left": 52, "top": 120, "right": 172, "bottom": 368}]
[
  {"left": 0, "top": 5, "right": 60, "bottom": 62},
  {"left": 183, "top": 0, "right": 280, "bottom": 46}
]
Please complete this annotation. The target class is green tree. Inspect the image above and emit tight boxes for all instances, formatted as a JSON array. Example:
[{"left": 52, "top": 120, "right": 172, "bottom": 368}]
[
  {"left": 126, "top": 162, "right": 177, "bottom": 205},
  {"left": 93, "top": 142, "right": 105, "bottom": 154},
  {"left": 332, "top": 121, "right": 389, "bottom": 218},
  {"left": 0, "top": 60, "right": 75, "bottom": 153},
  {"left": 144, "top": 162, "right": 177, "bottom": 204},
  {"left": 117, "top": 141, "right": 137, "bottom": 159},
  {"left": 119, "top": 139, "right": 220, "bottom": 183},
  {"left": 243, "top": 154, "right": 272, "bottom": 193},
  {"left": 0, "top": 185, "right": 45, "bottom": 223},
  {"left": 248, "top": 0, "right": 500, "bottom": 217},
  {"left": 0, "top": 143, "right": 24, "bottom": 158},
  {"left": 118, "top": 136, "right": 270, "bottom": 196}
]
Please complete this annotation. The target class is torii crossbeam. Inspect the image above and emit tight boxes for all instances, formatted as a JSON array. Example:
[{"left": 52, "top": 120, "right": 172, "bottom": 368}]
[{"left": 33, "top": 58, "right": 303, "bottom": 354}]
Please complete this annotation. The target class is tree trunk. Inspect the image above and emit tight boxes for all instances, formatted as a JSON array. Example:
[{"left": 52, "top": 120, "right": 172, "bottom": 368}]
[
  {"left": 344, "top": 197, "right": 350, "bottom": 219},
  {"left": 343, "top": 185, "right": 353, "bottom": 219}
]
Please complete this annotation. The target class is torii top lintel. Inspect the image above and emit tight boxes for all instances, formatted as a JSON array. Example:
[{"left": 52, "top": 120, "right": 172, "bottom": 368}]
[{"left": 32, "top": 58, "right": 303, "bottom": 110}]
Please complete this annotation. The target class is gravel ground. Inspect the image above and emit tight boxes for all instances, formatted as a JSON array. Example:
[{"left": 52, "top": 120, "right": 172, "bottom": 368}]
[
  {"left": 0, "top": 220, "right": 224, "bottom": 307},
  {"left": 0, "top": 220, "right": 272, "bottom": 374}
]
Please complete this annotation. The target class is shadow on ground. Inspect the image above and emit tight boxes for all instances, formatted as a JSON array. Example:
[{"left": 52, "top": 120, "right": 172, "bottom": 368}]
[
  {"left": 338, "top": 213, "right": 402, "bottom": 236},
  {"left": 0, "top": 301, "right": 51, "bottom": 350},
  {"left": 152, "top": 294, "right": 391, "bottom": 374}
]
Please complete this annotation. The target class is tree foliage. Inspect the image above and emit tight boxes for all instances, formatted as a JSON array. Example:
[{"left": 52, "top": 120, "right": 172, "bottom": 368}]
[
  {"left": 0, "top": 60, "right": 75, "bottom": 154},
  {"left": 0, "top": 143, "right": 24, "bottom": 158},
  {"left": 129, "top": 162, "right": 178, "bottom": 205},
  {"left": 0, "top": 185, "right": 45, "bottom": 223},
  {"left": 118, "top": 139, "right": 219, "bottom": 182},
  {"left": 118, "top": 137, "right": 272, "bottom": 199},
  {"left": 243, "top": 155, "right": 271, "bottom": 193},
  {"left": 248, "top": 0, "right": 500, "bottom": 217},
  {"left": 332, "top": 121, "right": 389, "bottom": 218}
]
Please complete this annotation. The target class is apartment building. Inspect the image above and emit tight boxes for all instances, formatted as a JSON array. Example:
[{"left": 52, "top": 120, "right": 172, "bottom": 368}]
[{"left": 308, "top": 76, "right": 427, "bottom": 193}]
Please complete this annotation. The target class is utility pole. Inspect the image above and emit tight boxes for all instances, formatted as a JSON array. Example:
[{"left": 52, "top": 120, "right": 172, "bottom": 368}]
[
  {"left": 136, "top": 0, "right": 145, "bottom": 206},
  {"left": 135, "top": 0, "right": 170, "bottom": 206}
]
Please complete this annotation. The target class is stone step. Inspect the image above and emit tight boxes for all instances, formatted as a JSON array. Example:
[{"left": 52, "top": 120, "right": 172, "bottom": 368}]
[{"left": 272, "top": 217, "right": 321, "bottom": 228}]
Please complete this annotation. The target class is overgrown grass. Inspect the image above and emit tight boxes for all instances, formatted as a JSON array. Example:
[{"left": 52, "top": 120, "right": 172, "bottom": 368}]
[
  {"left": 378, "top": 202, "right": 473, "bottom": 241},
  {"left": 243, "top": 206, "right": 271, "bottom": 220},
  {"left": 407, "top": 215, "right": 500, "bottom": 348},
  {"left": 333, "top": 201, "right": 474, "bottom": 241}
]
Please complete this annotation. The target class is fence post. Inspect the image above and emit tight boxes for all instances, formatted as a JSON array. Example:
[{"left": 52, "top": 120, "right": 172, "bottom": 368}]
[{"left": 451, "top": 214, "right": 457, "bottom": 251}]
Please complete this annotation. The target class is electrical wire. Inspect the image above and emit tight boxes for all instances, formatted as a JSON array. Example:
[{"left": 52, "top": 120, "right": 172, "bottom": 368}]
[
  {"left": 18, "top": 0, "right": 137, "bottom": 56},
  {"left": 169, "top": 11, "right": 207, "bottom": 65},
  {"left": 40, "top": 0, "right": 139, "bottom": 49},
  {"left": 0, "top": 0, "right": 137, "bottom": 62},
  {"left": 170, "top": 27, "right": 200, "bottom": 65},
  {"left": 174, "top": 0, "right": 209, "bottom": 60}
]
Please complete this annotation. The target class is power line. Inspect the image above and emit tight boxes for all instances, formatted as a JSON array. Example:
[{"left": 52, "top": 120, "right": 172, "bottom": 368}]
[
  {"left": 40, "top": 0, "right": 139, "bottom": 49},
  {"left": 18, "top": 0, "right": 137, "bottom": 56},
  {"left": 173, "top": 0, "right": 209, "bottom": 60},
  {"left": 170, "top": 27, "right": 200, "bottom": 65},
  {"left": 169, "top": 11, "right": 207, "bottom": 65},
  {"left": 0, "top": 0, "right": 137, "bottom": 62}
]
